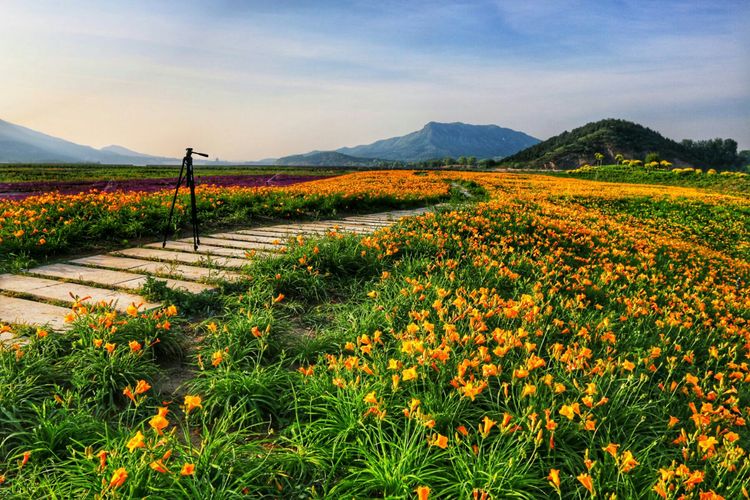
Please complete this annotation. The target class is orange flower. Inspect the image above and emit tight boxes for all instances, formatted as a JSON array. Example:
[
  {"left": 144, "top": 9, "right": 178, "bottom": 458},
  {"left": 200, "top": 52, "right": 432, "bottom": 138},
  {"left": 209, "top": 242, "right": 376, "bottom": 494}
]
[
  {"left": 619, "top": 450, "right": 639, "bottom": 472},
  {"left": 36, "top": 328, "right": 48, "bottom": 338},
  {"left": 127, "top": 431, "right": 146, "bottom": 452},
  {"left": 577, "top": 473, "right": 595, "bottom": 496},
  {"left": 19, "top": 450, "right": 31, "bottom": 468},
  {"left": 97, "top": 450, "right": 108, "bottom": 471},
  {"left": 123, "top": 386, "right": 136, "bottom": 403},
  {"left": 416, "top": 485, "right": 430, "bottom": 500},
  {"left": 93, "top": 338, "right": 103, "bottom": 348},
  {"left": 364, "top": 391, "right": 378, "bottom": 405},
  {"left": 183, "top": 395, "right": 202, "bottom": 414},
  {"left": 211, "top": 350, "right": 225, "bottom": 367},
  {"left": 547, "top": 468, "right": 560, "bottom": 489},
  {"left": 135, "top": 380, "right": 151, "bottom": 395},
  {"left": 602, "top": 443, "right": 619, "bottom": 458},
  {"left": 273, "top": 293, "right": 285, "bottom": 303},
  {"left": 149, "top": 407, "right": 170, "bottom": 435},
  {"left": 109, "top": 467, "right": 128, "bottom": 489},
  {"left": 479, "top": 416, "right": 496, "bottom": 437},
  {"left": 129, "top": 340, "right": 142, "bottom": 352},
  {"left": 429, "top": 433, "right": 448, "bottom": 449},
  {"left": 104, "top": 342, "right": 116, "bottom": 354},
  {"left": 150, "top": 460, "right": 170, "bottom": 474},
  {"left": 180, "top": 463, "right": 196, "bottom": 476}
]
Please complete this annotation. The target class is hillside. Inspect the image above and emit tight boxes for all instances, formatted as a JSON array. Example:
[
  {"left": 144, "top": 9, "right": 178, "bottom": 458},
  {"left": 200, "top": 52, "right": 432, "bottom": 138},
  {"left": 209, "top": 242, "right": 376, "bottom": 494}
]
[
  {"left": 499, "top": 119, "right": 740, "bottom": 170},
  {"left": 336, "top": 121, "right": 539, "bottom": 162},
  {"left": 275, "top": 151, "right": 382, "bottom": 167},
  {"left": 0, "top": 118, "right": 179, "bottom": 165}
]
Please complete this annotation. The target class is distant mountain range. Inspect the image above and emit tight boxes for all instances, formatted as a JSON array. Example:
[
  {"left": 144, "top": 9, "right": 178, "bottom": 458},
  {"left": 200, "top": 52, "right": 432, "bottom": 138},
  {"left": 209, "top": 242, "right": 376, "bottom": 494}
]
[
  {"left": 2, "top": 117, "right": 743, "bottom": 169},
  {"left": 335, "top": 121, "right": 540, "bottom": 161},
  {"left": 275, "top": 151, "right": 381, "bottom": 167},
  {"left": 0, "top": 119, "right": 180, "bottom": 165},
  {"left": 272, "top": 121, "right": 540, "bottom": 166}
]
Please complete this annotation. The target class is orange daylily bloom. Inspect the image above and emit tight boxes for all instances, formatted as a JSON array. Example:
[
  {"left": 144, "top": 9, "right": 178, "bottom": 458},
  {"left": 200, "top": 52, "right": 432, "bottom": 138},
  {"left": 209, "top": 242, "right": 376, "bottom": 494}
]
[
  {"left": 183, "top": 395, "right": 202, "bottom": 414},
  {"left": 109, "top": 467, "right": 128, "bottom": 489},
  {"left": 577, "top": 473, "right": 595, "bottom": 496}
]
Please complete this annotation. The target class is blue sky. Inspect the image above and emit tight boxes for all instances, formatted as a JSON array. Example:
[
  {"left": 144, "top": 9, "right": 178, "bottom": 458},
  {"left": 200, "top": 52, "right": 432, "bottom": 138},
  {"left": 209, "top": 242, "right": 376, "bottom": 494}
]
[{"left": 1, "top": 0, "right": 748, "bottom": 159}]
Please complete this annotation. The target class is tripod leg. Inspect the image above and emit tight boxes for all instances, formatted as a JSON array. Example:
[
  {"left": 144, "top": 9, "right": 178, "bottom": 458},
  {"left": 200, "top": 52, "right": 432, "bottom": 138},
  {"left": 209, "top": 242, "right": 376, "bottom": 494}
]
[
  {"left": 163, "top": 160, "right": 186, "bottom": 247},
  {"left": 188, "top": 163, "right": 200, "bottom": 250}
]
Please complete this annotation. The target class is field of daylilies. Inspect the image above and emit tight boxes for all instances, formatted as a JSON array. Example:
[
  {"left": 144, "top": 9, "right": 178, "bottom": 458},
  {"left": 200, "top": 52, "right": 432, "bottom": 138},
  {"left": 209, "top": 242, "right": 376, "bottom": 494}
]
[
  {"left": 1, "top": 170, "right": 749, "bottom": 498},
  {"left": 0, "top": 170, "right": 454, "bottom": 272}
]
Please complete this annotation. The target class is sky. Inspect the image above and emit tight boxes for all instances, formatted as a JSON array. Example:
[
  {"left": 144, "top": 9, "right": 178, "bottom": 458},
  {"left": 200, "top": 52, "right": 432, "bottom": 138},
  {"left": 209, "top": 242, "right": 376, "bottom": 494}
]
[{"left": 1, "top": 0, "right": 749, "bottom": 160}]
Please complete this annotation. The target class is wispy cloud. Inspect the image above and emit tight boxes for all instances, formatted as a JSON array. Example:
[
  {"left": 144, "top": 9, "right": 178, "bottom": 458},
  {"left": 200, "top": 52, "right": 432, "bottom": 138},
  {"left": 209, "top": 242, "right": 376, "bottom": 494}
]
[{"left": 0, "top": 0, "right": 748, "bottom": 158}]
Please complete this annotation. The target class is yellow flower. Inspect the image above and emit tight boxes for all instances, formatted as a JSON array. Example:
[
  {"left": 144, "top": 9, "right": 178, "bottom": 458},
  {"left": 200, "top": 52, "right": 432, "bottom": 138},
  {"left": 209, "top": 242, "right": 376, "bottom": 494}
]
[
  {"left": 520, "top": 383, "right": 537, "bottom": 398},
  {"left": 402, "top": 367, "right": 418, "bottom": 381},
  {"left": 547, "top": 468, "right": 560, "bottom": 489},
  {"left": 619, "top": 450, "right": 639, "bottom": 472},
  {"left": 126, "top": 303, "right": 140, "bottom": 317},
  {"left": 183, "top": 395, "right": 202, "bottom": 415},
  {"left": 126, "top": 431, "right": 145, "bottom": 452}
]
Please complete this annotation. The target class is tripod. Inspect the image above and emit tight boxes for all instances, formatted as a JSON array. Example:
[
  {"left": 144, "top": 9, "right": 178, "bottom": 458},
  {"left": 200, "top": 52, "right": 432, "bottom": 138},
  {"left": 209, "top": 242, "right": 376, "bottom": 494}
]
[{"left": 163, "top": 147, "right": 208, "bottom": 250}]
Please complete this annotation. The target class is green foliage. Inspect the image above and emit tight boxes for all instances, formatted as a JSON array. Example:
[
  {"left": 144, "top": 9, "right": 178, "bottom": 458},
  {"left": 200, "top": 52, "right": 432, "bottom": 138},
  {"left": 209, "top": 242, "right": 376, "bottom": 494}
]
[
  {"left": 500, "top": 118, "right": 744, "bottom": 170},
  {"left": 560, "top": 164, "right": 750, "bottom": 194}
]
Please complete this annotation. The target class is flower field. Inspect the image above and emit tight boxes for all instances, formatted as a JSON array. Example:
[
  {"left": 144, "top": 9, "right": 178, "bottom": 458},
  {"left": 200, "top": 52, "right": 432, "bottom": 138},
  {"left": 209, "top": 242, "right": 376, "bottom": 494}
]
[
  {"left": 1, "top": 171, "right": 749, "bottom": 498},
  {"left": 0, "top": 170, "right": 455, "bottom": 272}
]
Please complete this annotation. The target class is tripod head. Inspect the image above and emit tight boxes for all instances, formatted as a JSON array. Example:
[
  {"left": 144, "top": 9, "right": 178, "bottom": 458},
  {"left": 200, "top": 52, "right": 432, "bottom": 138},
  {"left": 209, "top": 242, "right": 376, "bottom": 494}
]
[{"left": 185, "top": 147, "right": 209, "bottom": 159}]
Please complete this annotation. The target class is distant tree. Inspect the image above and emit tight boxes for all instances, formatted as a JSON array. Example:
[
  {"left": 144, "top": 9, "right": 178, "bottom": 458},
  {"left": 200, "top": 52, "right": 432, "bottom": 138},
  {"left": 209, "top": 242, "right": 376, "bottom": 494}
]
[
  {"left": 442, "top": 157, "right": 455, "bottom": 166},
  {"left": 466, "top": 156, "right": 477, "bottom": 166},
  {"left": 680, "top": 138, "right": 738, "bottom": 168},
  {"left": 457, "top": 156, "right": 468, "bottom": 166},
  {"left": 594, "top": 152, "right": 604, "bottom": 166},
  {"left": 644, "top": 152, "right": 660, "bottom": 164},
  {"left": 614, "top": 154, "right": 624, "bottom": 165}
]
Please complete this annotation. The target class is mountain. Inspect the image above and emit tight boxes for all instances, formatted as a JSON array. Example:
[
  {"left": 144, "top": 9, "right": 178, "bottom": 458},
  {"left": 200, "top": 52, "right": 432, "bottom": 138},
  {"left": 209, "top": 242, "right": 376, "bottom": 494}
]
[
  {"left": 0, "top": 118, "right": 181, "bottom": 164},
  {"left": 336, "top": 122, "right": 540, "bottom": 162},
  {"left": 499, "top": 119, "right": 740, "bottom": 170},
  {"left": 275, "top": 151, "right": 382, "bottom": 167}
]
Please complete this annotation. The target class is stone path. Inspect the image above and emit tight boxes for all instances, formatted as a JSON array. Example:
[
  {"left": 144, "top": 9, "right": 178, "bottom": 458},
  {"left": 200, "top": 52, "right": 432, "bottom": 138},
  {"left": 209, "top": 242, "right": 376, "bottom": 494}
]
[{"left": 0, "top": 207, "right": 430, "bottom": 338}]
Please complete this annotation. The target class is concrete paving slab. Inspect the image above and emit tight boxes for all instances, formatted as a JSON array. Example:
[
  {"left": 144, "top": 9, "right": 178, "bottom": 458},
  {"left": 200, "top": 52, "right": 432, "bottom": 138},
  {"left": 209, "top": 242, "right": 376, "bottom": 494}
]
[
  {"left": 71, "top": 255, "right": 243, "bottom": 282},
  {"left": 115, "top": 248, "right": 251, "bottom": 268},
  {"left": 28, "top": 263, "right": 214, "bottom": 294},
  {"left": 209, "top": 232, "right": 288, "bottom": 244},
  {"left": 147, "top": 241, "right": 256, "bottom": 258},
  {"left": 0, "top": 295, "right": 71, "bottom": 331},
  {"left": 177, "top": 237, "right": 282, "bottom": 251},
  {"left": 0, "top": 274, "right": 160, "bottom": 312}
]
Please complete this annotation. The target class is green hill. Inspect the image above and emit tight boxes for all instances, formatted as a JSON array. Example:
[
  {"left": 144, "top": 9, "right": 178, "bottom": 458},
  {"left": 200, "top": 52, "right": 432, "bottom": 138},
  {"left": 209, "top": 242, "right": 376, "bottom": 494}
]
[
  {"left": 275, "top": 151, "right": 383, "bottom": 167},
  {"left": 500, "top": 119, "right": 741, "bottom": 170}
]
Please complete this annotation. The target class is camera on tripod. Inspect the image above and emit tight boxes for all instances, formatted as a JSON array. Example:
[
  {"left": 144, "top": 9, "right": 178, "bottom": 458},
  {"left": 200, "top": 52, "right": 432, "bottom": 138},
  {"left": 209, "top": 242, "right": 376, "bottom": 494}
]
[{"left": 163, "top": 147, "right": 209, "bottom": 250}]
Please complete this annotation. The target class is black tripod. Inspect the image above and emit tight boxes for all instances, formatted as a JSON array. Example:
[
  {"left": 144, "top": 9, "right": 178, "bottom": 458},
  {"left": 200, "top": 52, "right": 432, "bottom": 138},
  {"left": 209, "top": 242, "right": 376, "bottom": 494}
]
[{"left": 163, "top": 147, "right": 208, "bottom": 250}]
